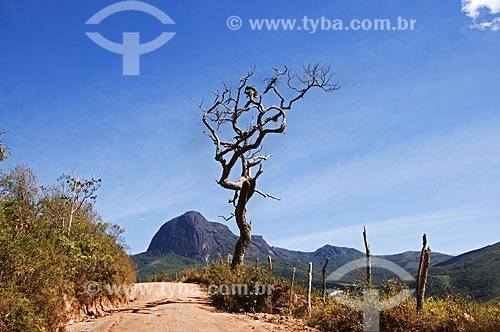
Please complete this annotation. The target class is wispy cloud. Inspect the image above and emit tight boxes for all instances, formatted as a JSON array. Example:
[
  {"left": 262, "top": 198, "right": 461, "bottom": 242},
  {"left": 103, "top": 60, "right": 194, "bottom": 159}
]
[
  {"left": 274, "top": 207, "right": 500, "bottom": 250},
  {"left": 462, "top": 0, "right": 500, "bottom": 30},
  {"left": 470, "top": 16, "right": 500, "bottom": 30},
  {"left": 256, "top": 121, "right": 500, "bottom": 219}
]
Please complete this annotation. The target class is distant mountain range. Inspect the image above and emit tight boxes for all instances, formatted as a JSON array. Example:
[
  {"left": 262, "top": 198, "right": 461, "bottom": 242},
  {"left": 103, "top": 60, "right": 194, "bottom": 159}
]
[{"left": 133, "top": 211, "right": 500, "bottom": 301}]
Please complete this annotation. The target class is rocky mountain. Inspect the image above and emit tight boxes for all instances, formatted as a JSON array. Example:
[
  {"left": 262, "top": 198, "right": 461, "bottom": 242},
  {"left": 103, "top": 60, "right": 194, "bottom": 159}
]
[{"left": 145, "top": 211, "right": 276, "bottom": 260}]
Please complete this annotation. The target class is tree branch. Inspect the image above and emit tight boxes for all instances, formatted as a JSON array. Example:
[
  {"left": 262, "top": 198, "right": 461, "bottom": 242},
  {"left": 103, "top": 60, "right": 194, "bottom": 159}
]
[{"left": 255, "top": 189, "right": 281, "bottom": 201}]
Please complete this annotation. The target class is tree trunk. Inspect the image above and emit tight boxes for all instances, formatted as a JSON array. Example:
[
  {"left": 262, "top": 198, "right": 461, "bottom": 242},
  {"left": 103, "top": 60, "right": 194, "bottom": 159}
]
[
  {"left": 231, "top": 180, "right": 254, "bottom": 268},
  {"left": 231, "top": 219, "right": 251, "bottom": 268}
]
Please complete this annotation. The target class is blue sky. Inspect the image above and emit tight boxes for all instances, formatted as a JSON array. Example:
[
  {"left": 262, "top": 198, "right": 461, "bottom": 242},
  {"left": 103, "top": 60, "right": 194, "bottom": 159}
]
[{"left": 1, "top": 0, "right": 500, "bottom": 256}]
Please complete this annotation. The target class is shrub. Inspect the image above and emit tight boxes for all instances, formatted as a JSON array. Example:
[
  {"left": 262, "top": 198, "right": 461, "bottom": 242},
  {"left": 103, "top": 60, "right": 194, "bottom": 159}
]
[
  {"left": 309, "top": 279, "right": 500, "bottom": 332},
  {"left": 180, "top": 267, "right": 202, "bottom": 283},
  {"left": 0, "top": 165, "right": 136, "bottom": 331},
  {"left": 199, "top": 262, "right": 292, "bottom": 313}
]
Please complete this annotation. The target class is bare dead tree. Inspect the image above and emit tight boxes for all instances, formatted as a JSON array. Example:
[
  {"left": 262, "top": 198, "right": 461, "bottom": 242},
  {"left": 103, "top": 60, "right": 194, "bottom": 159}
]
[
  {"left": 416, "top": 234, "right": 432, "bottom": 311},
  {"left": 196, "top": 64, "right": 338, "bottom": 268}
]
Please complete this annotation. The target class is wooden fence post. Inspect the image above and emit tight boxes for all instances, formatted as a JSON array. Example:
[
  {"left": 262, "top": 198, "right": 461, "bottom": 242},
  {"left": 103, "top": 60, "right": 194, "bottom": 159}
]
[
  {"left": 363, "top": 226, "right": 372, "bottom": 288},
  {"left": 322, "top": 258, "right": 330, "bottom": 301},
  {"left": 417, "top": 234, "right": 432, "bottom": 311},
  {"left": 307, "top": 262, "right": 313, "bottom": 316},
  {"left": 288, "top": 267, "right": 296, "bottom": 317}
]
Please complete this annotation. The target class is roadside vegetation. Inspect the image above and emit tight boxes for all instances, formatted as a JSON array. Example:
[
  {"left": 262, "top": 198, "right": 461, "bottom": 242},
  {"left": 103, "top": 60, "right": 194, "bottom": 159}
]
[
  {"left": 191, "top": 261, "right": 500, "bottom": 331},
  {"left": 0, "top": 136, "right": 135, "bottom": 332}
]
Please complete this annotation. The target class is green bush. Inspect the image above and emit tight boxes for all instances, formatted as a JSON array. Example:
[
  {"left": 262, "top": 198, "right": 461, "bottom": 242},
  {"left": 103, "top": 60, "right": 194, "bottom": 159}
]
[
  {"left": 0, "top": 165, "right": 135, "bottom": 331},
  {"left": 199, "top": 262, "right": 292, "bottom": 314}
]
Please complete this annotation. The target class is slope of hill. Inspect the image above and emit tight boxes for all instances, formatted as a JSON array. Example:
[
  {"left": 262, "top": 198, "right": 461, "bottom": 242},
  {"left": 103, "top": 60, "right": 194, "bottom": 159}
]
[
  {"left": 381, "top": 251, "right": 452, "bottom": 272},
  {"left": 428, "top": 242, "right": 500, "bottom": 301}
]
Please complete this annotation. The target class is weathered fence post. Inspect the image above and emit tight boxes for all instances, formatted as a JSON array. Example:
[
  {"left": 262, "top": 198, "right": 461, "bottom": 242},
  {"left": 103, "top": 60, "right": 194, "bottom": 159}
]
[
  {"left": 307, "top": 262, "right": 313, "bottom": 316},
  {"left": 322, "top": 258, "right": 330, "bottom": 301},
  {"left": 363, "top": 226, "right": 372, "bottom": 288},
  {"left": 416, "top": 234, "right": 432, "bottom": 311},
  {"left": 289, "top": 267, "right": 296, "bottom": 317}
]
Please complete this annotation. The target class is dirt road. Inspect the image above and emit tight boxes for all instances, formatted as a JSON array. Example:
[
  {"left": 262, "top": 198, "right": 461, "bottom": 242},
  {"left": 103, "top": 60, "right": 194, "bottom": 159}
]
[{"left": 67, "top": 282, "right": 281, "bottom": 332}]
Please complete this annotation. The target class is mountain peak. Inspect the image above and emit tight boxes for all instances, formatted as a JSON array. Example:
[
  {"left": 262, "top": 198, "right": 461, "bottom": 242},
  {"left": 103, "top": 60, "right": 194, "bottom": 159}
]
[
  {"left": 314, "top": 244, "right": 363, "bottom": 257},
  {"left": 182, "top": 210, "right": 206, "bottom": 219},
  {"left": 146, "top": 211, "right": 274, "bottom": 259}
]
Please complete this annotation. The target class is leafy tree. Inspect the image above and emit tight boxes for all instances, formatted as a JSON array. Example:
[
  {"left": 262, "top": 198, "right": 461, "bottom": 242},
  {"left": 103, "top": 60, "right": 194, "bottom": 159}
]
[{"left": 57, "top": 174, "right": 101, "bottom": 234}]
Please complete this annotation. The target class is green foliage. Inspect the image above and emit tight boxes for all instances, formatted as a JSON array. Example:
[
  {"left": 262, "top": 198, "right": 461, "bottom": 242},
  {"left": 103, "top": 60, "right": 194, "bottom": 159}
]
[
  {"left": 197, "top": 263, "right": 500, "bottom": 332},
  {"left": 179, "top": 267, "right": 202, "bottom": 283},
  {"left": 133, "top": 252, "right": 202, "bottom": 280},
  {"left": 145, "top": 270, "right": 173, "bottom": 282},
  {"left": 308, "top": 280, "right": 500, "bottom": 332},
  {"left": 0, "top": 165, "right": 135, "bottom": 331},
  {"left": 199, "top": 262, "right": 292, "bottom": 314}
]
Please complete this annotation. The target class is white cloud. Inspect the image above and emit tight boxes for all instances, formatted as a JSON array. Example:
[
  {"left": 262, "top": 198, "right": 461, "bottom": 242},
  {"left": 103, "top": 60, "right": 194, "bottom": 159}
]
[
  {"left": 462, "top": 0, "right": 500, "bottom": 30},
  {"left": 462, "top": 0, "right": 500, "bottom": 19},
  {"left": 470, "top": 16, "right": 500, "bottom": 30}
]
